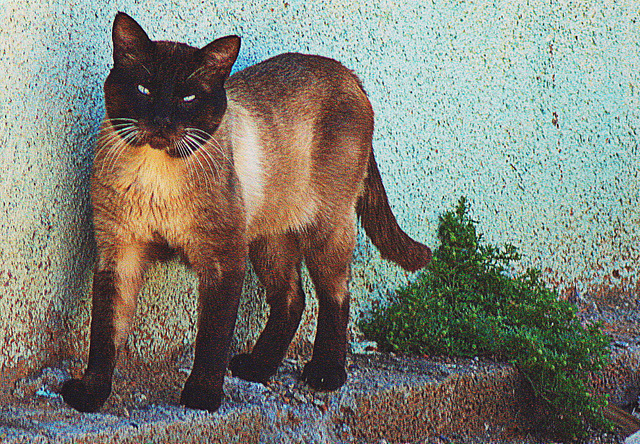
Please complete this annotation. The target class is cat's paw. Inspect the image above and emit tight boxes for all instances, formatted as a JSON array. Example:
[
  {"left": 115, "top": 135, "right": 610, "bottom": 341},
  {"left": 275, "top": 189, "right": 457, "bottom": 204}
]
[
  {"left": 179, "top": 377, "right": 222, "bottom": 413},
  {"left": 60, "top": 377, "right": 111, "bottom": 413},
  {"left": 300, "top": 360, "right": 347, "bottom": 391},
  {"left": 229, "top": 353, "right": 275, "bottom": 384}
]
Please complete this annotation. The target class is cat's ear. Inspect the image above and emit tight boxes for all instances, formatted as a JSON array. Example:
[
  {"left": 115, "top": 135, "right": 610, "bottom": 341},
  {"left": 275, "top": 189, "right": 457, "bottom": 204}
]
[
  {"left": 199, "top": 36, "right": 241, "bottom": 80},
  {"left": 112, "top": 12, "right": 153, "bottom": 65}
]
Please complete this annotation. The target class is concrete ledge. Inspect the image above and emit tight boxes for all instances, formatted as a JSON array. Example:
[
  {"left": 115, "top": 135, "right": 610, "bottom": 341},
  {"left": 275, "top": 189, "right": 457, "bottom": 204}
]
[{"left": 0, "top": 354, "right": 538, "bottom": 444}]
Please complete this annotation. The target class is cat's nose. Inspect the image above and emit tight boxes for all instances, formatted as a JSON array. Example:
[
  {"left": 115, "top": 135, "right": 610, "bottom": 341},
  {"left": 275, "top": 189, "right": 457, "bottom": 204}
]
[{"left": 154, "top": 115, "right": 173, "bottom": 129}]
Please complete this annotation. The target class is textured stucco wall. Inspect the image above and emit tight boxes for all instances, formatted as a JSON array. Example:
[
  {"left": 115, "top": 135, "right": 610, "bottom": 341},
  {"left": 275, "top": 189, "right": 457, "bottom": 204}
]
[{"left": 1, "top": 0, "right": 639, "bottom": 385}]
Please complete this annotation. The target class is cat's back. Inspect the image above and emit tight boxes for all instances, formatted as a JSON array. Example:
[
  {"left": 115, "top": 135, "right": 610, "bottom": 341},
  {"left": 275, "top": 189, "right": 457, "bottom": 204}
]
[
  {"left": 224, "top": 52, "right": 374, "bottom": 153},
  {"left": 226, "top": 52, "right": 368, "bottom": 104},
  {"left": 222, "top": 53, "right": 374, "bottom": 239}
]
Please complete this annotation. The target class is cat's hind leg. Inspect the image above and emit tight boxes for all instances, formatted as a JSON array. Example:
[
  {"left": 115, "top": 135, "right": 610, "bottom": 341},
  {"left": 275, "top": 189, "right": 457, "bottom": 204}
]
[
  {"left": 301, "top": 213, "right": 356, "bottom": 391},
  {"left": 229, "top": 232, "right": 305, "bottom": 384}
]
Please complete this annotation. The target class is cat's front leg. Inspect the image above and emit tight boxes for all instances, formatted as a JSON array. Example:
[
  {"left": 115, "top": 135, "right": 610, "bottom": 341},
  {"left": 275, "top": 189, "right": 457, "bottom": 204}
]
[
  {"left": 179, "top": 250, "right": 245, "bottom": 412},
  {"left": 61, "top": 246, "right": 145, "bottom": 412}
]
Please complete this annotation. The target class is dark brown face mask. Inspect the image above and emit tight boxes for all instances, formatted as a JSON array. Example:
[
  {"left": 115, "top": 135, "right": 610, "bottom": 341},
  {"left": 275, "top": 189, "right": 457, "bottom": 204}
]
[{"left": 104, "top": 12, "right": 239, "bottom": 157}]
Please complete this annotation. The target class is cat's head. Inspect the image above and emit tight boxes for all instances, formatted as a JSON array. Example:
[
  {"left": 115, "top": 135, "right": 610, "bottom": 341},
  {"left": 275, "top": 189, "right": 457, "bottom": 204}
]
[{"left": 104, "top": 12, "right": 240, "bottom": 157}]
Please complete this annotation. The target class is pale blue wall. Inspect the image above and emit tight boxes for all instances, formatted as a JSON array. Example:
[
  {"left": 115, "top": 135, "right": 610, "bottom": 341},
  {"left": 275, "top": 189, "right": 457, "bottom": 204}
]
[{"left": 1, "top": 0, "right": 638, "bottom": 378}]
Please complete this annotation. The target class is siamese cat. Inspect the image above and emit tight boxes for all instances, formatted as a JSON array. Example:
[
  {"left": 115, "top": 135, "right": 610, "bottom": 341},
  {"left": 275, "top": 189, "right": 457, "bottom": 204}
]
[{"left": 61, "top": 12, "right": 431, "bottom": 413}]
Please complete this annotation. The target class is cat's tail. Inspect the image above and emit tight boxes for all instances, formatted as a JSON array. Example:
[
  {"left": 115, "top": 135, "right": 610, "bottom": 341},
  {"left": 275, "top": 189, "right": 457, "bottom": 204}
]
[{"left": 356, "top": 150, "right": 432, "bottom": 272}]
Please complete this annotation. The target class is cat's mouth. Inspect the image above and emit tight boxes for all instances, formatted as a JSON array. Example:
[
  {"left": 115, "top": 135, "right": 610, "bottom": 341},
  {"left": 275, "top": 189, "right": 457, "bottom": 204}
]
[
  {"left": 150, "top": 133, "right": 205, "bottom": 159},
  {"left": 106, "top": 121, "right": 199, "bottom": 160},
  {"left": 138, "top": 130, "right": 189, "bottom": 158},
  {"left": 148, "top": 134, "right": 175, "bottom": 151},
  {"left": 119, "top": 123, "right": 215, "bottom": 160}
]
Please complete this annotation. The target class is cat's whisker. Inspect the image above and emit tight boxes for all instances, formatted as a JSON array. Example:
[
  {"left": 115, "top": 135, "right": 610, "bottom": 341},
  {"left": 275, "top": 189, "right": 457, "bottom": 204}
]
[
  {"left": 99, "top": 136, "right": 127, "bottom": 177},
  {"left": 174, "top": 139, "right": 196, "bottom": 184},
  {"left": 95, "top": 133, "right": 126, "bottom": 163},
  {"left": 96, "top": 129, "right": 129, "bottom": 148},
  {"left": 198, "top": 139, "right": 229, "bottom": 166},
  {"left": 102, "top": 128, "right": 139, "bottom": 176},
  {"left": 189, "top": 132, "right": 223, "bottom": 178},
  {"left": 97, "top": 135, "right": 125, "bottom": 177},
  {"left": 192, "top": 131, "right": 222, "bottom": 154},
  {"left": 199, "top": 147, "right": 220, "bottom": 187},
  {"left": 206, "top": 137, "right": 229, "bottom": 167},
  {"left": 182, "top": 140, "right": 208, "bottom": 188},
  {"left": 95, "top": 129, "right": 129, "bottom": 176},
  {"left": 180, "top": 139, "right": 209, "bottom": 189},
  {"left": 96, "top": 121, "right": 139, "bottom": 147},
  {"left": 189, "top": 138, "right": 226, "bottom": 184},
  {"left": 112, "top": 131, "right": 139, "bottom": 171},
  {"left": 104, "top": 117, "right": 139, "bottom": 124},
  {"left": 101, "top": 119, "right": 140, "bottom": 139},
  {"left": 102, "top": 119, "right": 140, "bottom": 135},
  {"left": 183, "top": 134, "right": 218, "bottom": 185},
  {"left": 197, "top": 145, "right": 223, "bottom": 183},
  {"left": 105, "top": 123, "right": 139, "bottom": 132},
  {"left": 175, "top": 140, "right": 196, "bottom": 185},
  {"left": 184, "top": 127, "right": 216, "bottom": 144},
  {"left": 185, "top": 128, "right": 232, "bottom": 165}
]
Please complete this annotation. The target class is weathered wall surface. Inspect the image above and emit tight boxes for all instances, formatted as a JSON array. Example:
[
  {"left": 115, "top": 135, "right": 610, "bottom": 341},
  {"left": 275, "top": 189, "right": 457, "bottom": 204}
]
[{"left": 1, "top": 0, "right": 638, "bottom": 386}]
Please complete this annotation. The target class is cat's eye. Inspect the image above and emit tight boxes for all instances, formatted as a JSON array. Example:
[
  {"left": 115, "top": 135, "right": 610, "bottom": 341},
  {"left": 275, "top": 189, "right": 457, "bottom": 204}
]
[
  {"left": 183, "top": 94, "right": 196, "bottom": 103},
  {"left": 137, "top": 84, "right": 151, "bottom": 96}
]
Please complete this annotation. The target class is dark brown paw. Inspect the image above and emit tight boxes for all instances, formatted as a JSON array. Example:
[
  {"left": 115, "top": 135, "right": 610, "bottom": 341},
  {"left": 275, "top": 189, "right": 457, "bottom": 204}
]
[
  {"left": 229, "top": 353, "right": 276, "bottom": 384},
  {"left": 179, "top": 377, "right": 222, "bottom": 413},
  {"left": 300, "top": 360, "right": 347, "bottom": 391},
  {"left": 60, "top": 377, "right": 111, "bottom": 413}
]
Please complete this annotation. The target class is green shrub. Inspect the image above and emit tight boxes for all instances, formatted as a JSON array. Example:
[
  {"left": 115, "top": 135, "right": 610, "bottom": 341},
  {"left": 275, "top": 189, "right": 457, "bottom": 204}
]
[{"left": 360, "top": 197, "right": 612, "bottom": 441}]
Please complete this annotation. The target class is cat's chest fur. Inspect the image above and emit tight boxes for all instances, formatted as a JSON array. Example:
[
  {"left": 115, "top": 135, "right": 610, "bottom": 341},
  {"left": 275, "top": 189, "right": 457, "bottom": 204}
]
[{"left": 105, "top": 145, "right": 197, "bottom": 245}]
